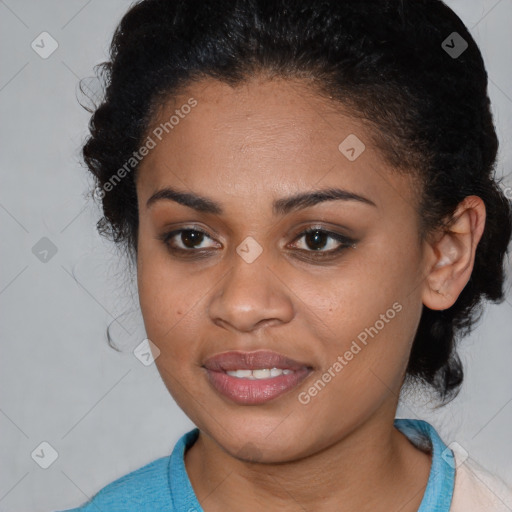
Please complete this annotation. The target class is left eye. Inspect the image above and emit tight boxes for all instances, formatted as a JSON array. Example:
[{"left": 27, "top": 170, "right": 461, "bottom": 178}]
[
  {"left": 290, "top": 228, "right": 355, "bottom": 253},
  {"left": 160, "top": 228, "right": 218, "bottom": 251}
]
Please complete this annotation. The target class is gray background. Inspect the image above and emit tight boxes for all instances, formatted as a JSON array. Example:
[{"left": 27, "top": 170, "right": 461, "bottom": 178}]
[{"left": 0, "top": 1, "right": 511, "bottom": 511}]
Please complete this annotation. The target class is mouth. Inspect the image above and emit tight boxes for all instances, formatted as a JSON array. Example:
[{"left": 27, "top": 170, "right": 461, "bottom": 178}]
[{"left": 202, "top": 350, "right": 313, "bottom": 405}]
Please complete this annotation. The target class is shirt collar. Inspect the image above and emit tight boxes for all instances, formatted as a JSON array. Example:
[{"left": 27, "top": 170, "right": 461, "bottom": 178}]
[
  {"left": 394, "top": 418, "right": 455, "bottom": 512},
  {"left": 168, "top": 428, "right": 202, "bottom": 511}
]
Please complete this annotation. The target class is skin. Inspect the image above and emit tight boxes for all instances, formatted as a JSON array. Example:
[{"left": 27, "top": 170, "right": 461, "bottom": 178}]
[{"left": 135, "top": 75, "right": 486, "bottom": 511}]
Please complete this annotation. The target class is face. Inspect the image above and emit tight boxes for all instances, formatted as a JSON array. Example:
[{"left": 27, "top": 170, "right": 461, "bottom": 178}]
[{"left": 135, "top": 76, "right": 430, "bottom": 463}]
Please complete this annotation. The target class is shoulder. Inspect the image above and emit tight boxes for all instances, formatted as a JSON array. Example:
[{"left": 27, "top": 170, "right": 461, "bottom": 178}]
[
  {"left": 56, "top": 455, "right": 172, "bottom": 512},
  {"left": 450, "top": 448, "right": 512, "bottom": 512},
  {"left": 394, "top": 418, "right": 512, "bottom": 512}
]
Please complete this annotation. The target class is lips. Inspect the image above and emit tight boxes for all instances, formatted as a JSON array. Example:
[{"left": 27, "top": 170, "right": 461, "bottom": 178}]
[
  {"left": 203, "top": 350, "right": 311, "bottom": 372},
  {"left": 202, "top": 350, "right": 313, "bottom": 405}
]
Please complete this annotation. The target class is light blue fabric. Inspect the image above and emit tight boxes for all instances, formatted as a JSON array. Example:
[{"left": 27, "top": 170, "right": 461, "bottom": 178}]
[
  {"left": 394, "top": 418, "right": 455, "bottom": 512},
  {"left": 57, "top": 418, "right": 455, "bottom": 511}
]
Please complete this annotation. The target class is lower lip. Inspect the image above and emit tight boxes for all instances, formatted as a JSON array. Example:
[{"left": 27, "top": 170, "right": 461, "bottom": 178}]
[{"left": 204, "top": 368, "right": 311, "bottom": 405}]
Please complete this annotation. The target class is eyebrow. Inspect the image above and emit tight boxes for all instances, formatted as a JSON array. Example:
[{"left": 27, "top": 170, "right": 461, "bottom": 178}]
[{"left": 146, "top": 186, "right": 377, "bottom": 215}]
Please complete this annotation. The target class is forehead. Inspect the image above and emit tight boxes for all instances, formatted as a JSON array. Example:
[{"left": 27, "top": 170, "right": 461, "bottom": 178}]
[
  {"left": 136, "top": 76, "right": 415, "bottom": 213},
  {"left": 145, "top": 76, "right": 349, "bottom": 160}
]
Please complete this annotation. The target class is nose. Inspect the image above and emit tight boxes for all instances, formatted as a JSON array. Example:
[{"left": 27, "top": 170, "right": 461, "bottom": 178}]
[{"left": 207, "top": 248, "right": 295, "bottom": 333}]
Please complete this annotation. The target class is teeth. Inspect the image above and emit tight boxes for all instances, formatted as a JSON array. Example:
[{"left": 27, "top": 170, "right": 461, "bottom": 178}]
[
  {"left": 226, "top": 368, "right": 294, "bottom": 379},
  {"left": 252, "top": 368, "right": 271, "bottom": 379},
  {"left": 227, "top": 369, "right": 253, "bottom": 378}
]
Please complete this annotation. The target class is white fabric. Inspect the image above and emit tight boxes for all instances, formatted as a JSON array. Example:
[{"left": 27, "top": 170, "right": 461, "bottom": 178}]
[{"left": 450, "top": 447, "right": 512, "bottom": 511}]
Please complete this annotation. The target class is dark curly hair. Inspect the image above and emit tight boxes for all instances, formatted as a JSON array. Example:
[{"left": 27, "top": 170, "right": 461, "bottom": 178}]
[{"left": 81, "top": 0, "right": 512, "bottom": 406}]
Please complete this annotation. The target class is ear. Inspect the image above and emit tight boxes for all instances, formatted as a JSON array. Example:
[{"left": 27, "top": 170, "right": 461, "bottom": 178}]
[{"left": 422, "top": 196, "right": 486, "bottom": 311}]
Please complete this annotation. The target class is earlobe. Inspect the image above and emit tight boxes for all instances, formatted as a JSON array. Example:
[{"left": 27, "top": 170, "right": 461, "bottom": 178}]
[{"left": 422, "top": 196, "right": 486, "bottom": 311}]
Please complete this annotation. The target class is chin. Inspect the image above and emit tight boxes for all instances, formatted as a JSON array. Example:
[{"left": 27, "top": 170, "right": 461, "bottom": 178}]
[{"left": 206, "top": 418, "right": 311, "bottom": 464}]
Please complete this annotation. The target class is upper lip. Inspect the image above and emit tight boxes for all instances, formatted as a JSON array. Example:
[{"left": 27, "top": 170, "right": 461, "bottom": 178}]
[{"left": 203, "top": 350, "right": 311, "bottom": 372}]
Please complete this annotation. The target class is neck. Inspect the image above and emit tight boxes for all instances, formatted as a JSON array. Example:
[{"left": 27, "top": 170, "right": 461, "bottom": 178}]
[{"left": 184, "top": 409, "right": 432, "bottom": 512}]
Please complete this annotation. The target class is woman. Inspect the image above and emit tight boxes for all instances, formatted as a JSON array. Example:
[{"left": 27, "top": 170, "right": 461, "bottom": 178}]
[{"left": 58, "top": 0, "right": 512, "bottom": 510}]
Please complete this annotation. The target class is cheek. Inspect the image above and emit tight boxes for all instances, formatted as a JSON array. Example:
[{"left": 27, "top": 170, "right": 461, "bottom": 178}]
[
  {"left": 315, "top": 240, "right": 419, "bottom": 339},
  {"left": 301, "top": 239, "right": 422, "bottom": 393},
  {"left": 136, "top": 236, "right": 201, "bottom": 355}
]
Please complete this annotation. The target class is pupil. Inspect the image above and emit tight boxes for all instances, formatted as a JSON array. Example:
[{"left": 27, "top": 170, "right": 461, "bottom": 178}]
[
  {"left": 306, "top": 230, "right": 327, "bottom": 250},
  {"left": 182, "top": 230, "right": 204, "bottom": 248}
]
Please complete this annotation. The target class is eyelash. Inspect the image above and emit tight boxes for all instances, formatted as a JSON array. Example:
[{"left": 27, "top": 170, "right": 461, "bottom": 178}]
[{"left": 157, "top": 225, "right": 357, "bottom": 260}]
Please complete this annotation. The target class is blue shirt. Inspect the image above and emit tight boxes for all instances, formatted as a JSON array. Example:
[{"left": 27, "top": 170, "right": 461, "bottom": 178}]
[{"left": 57, "top": 418, "right": 455, "bottom": 511}]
